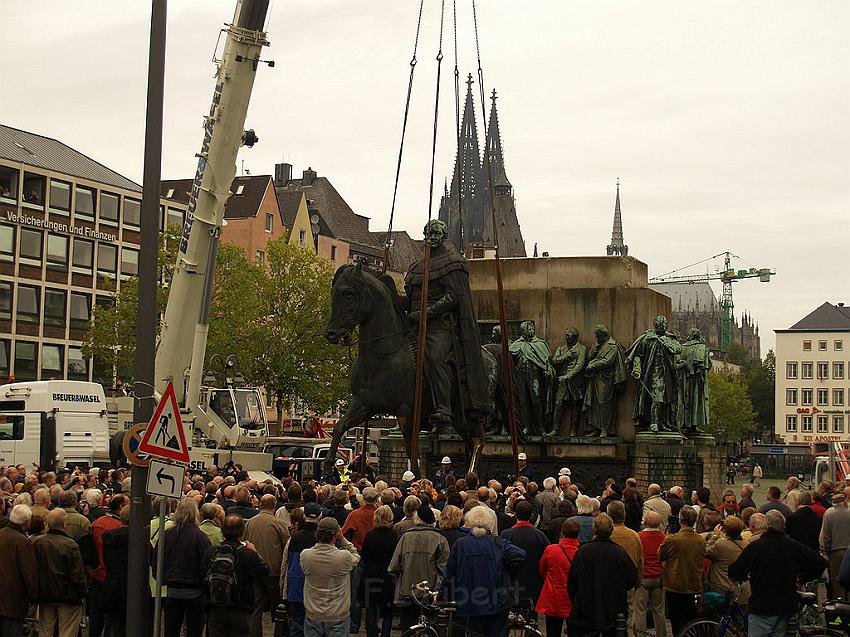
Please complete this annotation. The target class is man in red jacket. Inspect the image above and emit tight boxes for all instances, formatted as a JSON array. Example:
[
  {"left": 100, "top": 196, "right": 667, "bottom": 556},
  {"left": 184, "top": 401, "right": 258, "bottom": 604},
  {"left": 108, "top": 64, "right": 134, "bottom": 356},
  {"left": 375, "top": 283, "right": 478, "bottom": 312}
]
[
  {"left": 634, "top": 511, "right": 667, "bottom": 637},
  {"left": 89, "top": 494, "right": 128, "bottom": 637}
]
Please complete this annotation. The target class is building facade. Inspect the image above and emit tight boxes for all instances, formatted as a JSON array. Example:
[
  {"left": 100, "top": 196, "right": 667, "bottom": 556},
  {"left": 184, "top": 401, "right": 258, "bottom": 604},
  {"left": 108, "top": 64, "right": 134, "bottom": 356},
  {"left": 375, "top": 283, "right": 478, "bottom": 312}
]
[
  {"left": 775, "top": 302, "right": 850, "bottom": 445},
  {"left": 0, "top": 124, "right": 188, "bottom": 383}
]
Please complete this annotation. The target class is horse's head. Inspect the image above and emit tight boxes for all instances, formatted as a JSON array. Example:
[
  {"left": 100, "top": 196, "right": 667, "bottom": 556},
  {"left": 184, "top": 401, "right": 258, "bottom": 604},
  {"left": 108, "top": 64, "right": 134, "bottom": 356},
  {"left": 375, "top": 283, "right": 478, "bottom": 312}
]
[{"left": 326, "top": 262, "right": 368, "bottom": 345}]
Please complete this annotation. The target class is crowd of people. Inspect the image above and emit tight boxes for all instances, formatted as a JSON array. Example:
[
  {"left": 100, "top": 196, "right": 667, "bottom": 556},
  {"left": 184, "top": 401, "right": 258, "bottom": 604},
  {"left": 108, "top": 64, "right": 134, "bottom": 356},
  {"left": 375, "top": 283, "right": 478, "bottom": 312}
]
[{"left": 0, "top": 458, "right": 848, "bottom": 637}]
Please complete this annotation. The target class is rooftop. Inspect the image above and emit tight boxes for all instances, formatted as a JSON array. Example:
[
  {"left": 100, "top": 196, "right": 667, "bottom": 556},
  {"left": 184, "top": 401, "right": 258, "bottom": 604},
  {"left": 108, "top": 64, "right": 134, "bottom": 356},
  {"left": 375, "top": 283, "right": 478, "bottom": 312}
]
[
  {"left": 779, "top": 302, "right": 850, "bottom": 332},
  {"left": 161, "top": 174, "right": 274, "bottom": 219},
  {"left": 0, "top": 124, "right": 140, "bottom": 192}
]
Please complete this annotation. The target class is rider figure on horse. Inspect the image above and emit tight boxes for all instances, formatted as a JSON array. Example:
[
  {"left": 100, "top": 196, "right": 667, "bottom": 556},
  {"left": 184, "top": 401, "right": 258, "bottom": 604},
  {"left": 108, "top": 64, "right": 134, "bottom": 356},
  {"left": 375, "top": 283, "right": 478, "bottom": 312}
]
[{"left": 404, "top": 219, "right": 490, "bottom": 429}]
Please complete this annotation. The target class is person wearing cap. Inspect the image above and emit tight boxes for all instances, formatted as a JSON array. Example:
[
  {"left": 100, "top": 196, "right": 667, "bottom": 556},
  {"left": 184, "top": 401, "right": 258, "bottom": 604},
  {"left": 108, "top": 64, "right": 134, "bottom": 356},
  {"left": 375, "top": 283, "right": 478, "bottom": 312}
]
[
  {"left": 281, "top": 502, "right": 322, "bottom": 637},
  {"left": 388, "top": 503, "right": 449, "bottom": 631},
  {"left": 599, "top": 483, "right": 623, "bottom": 514},
  {"left": 508, "top": 452, "right": 536, "bottom": 485},
  {"left": 299, "top": 517, "right": 360, "bottom": 637},
  {"left": 329, "top": 459, "right": 351, "bottom": 486},
  {"left": 341, "top": 487, "right": 380, "bottom": 633},
  {"left": 400, "top": 470, "right": 415, "bottom": 494},
  {"left": 432, "top": 457, "right": 455, "bottom": 493}
]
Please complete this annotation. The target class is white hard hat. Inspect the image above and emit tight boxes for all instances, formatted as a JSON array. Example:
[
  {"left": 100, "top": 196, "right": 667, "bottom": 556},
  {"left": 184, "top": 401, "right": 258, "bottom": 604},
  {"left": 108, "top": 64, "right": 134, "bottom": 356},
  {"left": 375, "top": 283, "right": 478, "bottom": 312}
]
[
  {"left": 335, "top": 458, "right": 344, "bottom": 467},
  {"left": 441, "top": 456, "right": 451, "bottom": 464},
  {"left": 559, "top": 467, "right": 571, "bottom": 476},
  {"left": 402, "top": 470, "right": 415, "bottom": 482},
  {"left": 518, "top": 452, "right": 527, "bottom": 461}
]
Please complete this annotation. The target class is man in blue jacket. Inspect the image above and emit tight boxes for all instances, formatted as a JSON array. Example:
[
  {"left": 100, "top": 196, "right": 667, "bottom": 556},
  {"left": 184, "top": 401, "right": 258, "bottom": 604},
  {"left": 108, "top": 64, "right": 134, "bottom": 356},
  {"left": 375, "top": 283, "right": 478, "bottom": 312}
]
[
  {"left": 280, "top": 503, "right": 321, "bottom": 637},
  {"left": 443, "top": 504, "right": 526, "bottom": 637}
]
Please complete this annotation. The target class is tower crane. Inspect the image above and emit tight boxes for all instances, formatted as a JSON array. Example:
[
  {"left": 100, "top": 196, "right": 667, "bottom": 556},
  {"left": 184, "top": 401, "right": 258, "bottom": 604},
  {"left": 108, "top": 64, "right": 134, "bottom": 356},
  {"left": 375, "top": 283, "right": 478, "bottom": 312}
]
[{"left": 649, "top": 251, "right": 776, "bottom": 353}]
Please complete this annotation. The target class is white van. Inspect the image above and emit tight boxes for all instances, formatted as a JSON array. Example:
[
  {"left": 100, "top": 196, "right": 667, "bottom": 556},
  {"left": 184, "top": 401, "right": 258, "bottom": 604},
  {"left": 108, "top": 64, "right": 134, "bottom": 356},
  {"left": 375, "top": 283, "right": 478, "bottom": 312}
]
[{"left": 0, "top": 380, "right": 110, "bottom": 469}]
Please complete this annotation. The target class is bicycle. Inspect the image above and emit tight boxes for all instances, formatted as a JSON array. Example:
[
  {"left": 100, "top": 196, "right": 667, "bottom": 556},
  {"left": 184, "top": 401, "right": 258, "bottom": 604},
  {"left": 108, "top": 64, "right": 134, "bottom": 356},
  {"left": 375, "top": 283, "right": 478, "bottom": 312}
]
[
  {"left": 506, "top": 599, "right": 544, "bottom": 637},
  {"left": 677, "top": 587, "right": 747, "bottom": 637},
  {"left": 797, "top": 594, "right": 850, "bottom": 636}
]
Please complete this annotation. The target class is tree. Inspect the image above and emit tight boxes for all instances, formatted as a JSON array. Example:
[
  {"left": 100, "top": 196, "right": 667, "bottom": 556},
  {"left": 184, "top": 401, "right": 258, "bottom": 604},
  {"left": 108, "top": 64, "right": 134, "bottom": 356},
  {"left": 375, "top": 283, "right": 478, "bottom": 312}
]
[
  {"left": 725, "top": 342, "right": 750, "bottom": 365},
  {"left": 82, "top": 225, "right": 181, "bottom": 383},
  {"left": 742, "top": 350, "right": 775, "bottom": 441},
  {"left": 207, "top": 236, "right": 351, "bottom": 427},
  {"left": 707, "top": 369, "right": 756, "bottom": 444}
]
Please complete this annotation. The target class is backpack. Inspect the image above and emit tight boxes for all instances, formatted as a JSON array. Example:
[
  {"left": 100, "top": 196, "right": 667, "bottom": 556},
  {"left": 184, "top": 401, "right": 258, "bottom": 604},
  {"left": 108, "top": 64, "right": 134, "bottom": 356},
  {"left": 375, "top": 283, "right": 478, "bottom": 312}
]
[{"left": 206, "top": 543, "right": 243, "bottom": 607}]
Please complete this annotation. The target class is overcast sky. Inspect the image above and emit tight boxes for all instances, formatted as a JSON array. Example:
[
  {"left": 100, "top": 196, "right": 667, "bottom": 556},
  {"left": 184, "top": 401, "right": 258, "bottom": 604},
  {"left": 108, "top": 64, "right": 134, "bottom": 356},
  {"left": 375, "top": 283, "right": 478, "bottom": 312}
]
[{"left": 7, "top": 1, "right": 849, "bottom": 353}]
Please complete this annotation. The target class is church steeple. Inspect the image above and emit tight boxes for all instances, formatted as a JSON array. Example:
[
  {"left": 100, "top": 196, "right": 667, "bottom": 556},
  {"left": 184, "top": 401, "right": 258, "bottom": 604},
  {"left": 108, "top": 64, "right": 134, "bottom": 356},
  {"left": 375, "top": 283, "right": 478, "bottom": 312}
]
[
  {"left": 439, "top": 74, "right": 484, "bottom": 250},
  {"left": 486, "top": 88, "right": 511, "bottom": 191},
  {"left": 606, "top": 178, "right": 628, "bottom": 256}
]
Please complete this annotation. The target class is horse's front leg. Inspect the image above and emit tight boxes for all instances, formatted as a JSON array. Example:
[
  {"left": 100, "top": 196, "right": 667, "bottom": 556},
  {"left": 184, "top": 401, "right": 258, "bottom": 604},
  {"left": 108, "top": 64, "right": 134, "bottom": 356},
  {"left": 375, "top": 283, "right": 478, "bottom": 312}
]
[{"left": 322, "top": 398, "right": 372, "bottom": 481}]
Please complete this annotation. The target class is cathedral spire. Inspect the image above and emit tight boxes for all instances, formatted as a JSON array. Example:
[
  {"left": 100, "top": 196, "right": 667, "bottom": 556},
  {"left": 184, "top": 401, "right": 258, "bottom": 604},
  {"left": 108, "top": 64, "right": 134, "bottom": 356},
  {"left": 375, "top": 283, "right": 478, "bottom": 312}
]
[
  {"left": 486, "top": 88, "right": 511, "bottom": 190},
  {"left": 606, "top": 178, "right": 628, "bottom": 256}
]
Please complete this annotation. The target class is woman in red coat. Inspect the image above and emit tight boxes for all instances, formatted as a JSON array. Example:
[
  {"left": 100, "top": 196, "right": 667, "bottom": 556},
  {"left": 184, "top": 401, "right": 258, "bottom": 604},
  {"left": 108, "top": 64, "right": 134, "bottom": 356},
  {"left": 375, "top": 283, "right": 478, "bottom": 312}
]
[{"left": 536, "top": 519, "right": 580, "bottom": 637}]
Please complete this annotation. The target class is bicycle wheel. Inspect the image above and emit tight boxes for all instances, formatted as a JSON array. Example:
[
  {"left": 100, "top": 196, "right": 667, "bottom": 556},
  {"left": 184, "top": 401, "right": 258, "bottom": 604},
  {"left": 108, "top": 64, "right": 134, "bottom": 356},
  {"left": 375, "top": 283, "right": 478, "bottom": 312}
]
[
  {"left": 797, "top": 630, "right": 846, "bottom": 637},
  {"left": 676, "top": 618, "right": 721, "bottom": 637},
  {"left": 401, "top": 626, "right": 440, "bottom": 637},
  {"left": 507, "top": 624, "right": 544, "bottom": 637}
]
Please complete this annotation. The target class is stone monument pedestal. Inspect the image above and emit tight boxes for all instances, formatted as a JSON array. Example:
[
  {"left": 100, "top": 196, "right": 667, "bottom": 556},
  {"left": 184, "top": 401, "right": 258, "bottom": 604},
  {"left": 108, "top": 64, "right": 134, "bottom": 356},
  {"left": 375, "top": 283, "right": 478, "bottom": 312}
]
[{"left": 632, "top": 432, "right": 724, "bottom": 497}]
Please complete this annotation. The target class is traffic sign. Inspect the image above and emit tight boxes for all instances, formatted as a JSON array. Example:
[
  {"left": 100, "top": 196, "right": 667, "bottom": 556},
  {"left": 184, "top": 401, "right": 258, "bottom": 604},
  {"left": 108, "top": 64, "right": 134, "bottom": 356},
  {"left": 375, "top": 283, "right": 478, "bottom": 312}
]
[
  {"left": 139, "top": 382, "right": 190, "bottom": 464},
  {"left": 145, "top": 459, "right": 184, "bottom": 500},
  {"left": 123, "top": 423, "right": 151, "bottom": 467}
]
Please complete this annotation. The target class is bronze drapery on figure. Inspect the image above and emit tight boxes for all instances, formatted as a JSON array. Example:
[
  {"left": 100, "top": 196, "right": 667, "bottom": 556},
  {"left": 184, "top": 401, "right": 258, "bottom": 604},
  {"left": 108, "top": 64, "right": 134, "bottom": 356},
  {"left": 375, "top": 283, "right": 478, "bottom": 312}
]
[
  {"left": 549, "top": 328, "right": 587, "bottom": 437},
  {"left": 681, "top": 328, "right": 710, "bottom": 432},
  {"left": 509, "top": 320, "right": 554, "bottom": 436},
  {"left": 582, "top": 325, "right": 627, "bottom": 437}
]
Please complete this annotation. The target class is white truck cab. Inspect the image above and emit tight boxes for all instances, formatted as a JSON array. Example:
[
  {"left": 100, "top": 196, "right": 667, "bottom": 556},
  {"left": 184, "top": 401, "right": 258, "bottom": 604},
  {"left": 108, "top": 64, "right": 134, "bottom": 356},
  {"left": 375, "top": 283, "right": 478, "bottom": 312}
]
[{"left": 0, "top": 380, "right": 110, "bottom": 469}]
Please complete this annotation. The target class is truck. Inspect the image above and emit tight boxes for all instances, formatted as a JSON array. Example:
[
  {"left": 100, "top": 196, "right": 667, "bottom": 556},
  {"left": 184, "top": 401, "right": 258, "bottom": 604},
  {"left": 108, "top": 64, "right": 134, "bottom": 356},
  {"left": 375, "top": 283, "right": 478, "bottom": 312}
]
[
  {"left": 0, "top": 381, "right": 110, "bottom": 470},
  {"left": 811, "top": 440, "right": 850, "bottom": 485},
  {"left": 265, "top": 437, "right": 352, "bottom": 482}
]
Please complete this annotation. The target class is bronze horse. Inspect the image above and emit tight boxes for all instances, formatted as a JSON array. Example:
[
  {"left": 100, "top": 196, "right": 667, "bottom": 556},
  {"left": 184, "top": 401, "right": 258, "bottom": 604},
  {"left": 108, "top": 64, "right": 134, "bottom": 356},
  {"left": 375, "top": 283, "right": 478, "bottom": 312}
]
[{"left": 323, "top": 262, "right": 504, "bottom": 479}]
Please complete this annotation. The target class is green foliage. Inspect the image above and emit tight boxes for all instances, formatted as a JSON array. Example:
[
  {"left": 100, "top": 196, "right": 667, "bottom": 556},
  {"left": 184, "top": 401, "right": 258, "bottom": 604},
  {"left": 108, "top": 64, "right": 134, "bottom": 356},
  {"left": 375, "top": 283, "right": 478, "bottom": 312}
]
[
  {"left": 707, "top": 369, "right": 756, "bottom": 443},
  {"left": 207, "top": 237, "right": 350, "bottom": 425},
  {"left": 725, "top": 342, "right": 750, "bottom": 365},
  {"left": 742, "top": 350, "right": 775, "bottom": 440},
  {"left": 82, "top": 225, "right": 181, "bottom": 383}
]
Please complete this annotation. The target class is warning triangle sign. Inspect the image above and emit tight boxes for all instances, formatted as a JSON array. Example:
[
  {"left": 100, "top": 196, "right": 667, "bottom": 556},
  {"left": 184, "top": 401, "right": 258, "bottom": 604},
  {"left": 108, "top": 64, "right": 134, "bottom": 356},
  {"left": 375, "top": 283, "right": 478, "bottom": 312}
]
[{"left": 139, "top": 382, "right": 190, "bottom": 464}]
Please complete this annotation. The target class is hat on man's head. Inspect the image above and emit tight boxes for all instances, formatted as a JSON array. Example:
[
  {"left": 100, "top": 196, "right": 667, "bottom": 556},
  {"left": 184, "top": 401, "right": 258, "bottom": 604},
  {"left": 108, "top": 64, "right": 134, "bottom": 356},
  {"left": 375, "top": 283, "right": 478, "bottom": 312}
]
[
  {"left": 317, "top": 517, "right": 340, "bottom": 534},
  {"left": 402, "top": 470, "right": 415, "bottom": 482},
  {"left": 304, "top": 502, "right": 322, "bottom": 521},
  {"left": 417, "top": 505, "right": 436, "bottom": 525},
  {"left": 559, "top": 467, "right": 571, "bottom": 477},
  {"left": 610, "top": 483, "right": 623, "bottom": 497},
  {"left": 441, "top": 456, "right": 451, "bottom": 464},
  {"left": 517, "top": 452, "right": 527, "bottom": 461},
  {"left": 335, "top": 459, "right": 345, "bottom": 467}
]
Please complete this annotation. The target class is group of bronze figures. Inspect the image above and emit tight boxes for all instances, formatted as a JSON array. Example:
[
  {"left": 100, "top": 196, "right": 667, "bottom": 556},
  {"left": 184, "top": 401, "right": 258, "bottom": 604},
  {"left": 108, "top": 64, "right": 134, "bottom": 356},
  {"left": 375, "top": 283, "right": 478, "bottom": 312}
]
[
  {"left": 500, "top": 315, "right": 711, "bottom": 439},
  {"left": 322, "top": 219, "right": 710, "bottom": 478}
]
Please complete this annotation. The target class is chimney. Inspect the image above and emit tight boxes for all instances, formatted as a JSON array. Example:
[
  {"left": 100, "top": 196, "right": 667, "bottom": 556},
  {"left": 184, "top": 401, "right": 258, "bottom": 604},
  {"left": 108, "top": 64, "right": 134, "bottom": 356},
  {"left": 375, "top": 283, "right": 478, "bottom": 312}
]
[
  {"left": 302, "top": 166, "right": 317, "bottom": 186},
  {"left": 274, "top": 162, "right": 292, "bottom": 187}
]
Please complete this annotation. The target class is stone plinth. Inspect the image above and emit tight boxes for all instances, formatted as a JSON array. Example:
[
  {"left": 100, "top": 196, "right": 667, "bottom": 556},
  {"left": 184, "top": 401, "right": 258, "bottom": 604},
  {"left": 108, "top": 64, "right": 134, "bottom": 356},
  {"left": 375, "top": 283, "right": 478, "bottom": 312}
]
[
  {"left": 633, "top": 436, "right": 725, "bottom": 497},
  {"left": 468, "top": 255, "right": 671, "bottom": 442}
]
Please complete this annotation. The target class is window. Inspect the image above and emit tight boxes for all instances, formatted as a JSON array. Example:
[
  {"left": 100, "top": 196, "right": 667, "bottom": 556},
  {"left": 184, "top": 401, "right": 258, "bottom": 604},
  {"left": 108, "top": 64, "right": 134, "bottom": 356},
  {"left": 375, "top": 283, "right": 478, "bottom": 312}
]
[
  {"left": 67, "top": 347, "right": 88, "bottom": 381},
  {"left": 299, "top": 229, "right": 307, "bottom": 247},
  {"left": 100, "top": 192, "right": 119, "bottom": 224},
  {"left": 786, "top": 415, "right": 798, "bottom": 432},
  {"left": 16, "top": 285, "right": 39, "bottom": 324},
  {"left": 13, "top": 341, "right": 37, "bottom": 381},
  {"left": 834, "top": 416, "right": 845, "bottom": 434},
  {"left": 255, "top": 250, "right": 265, "bottom": 264},
  {"left": 235, "top": 185, "right": 245, "bottom": 195},
  {"left": 46, "top": 234, "right": 69, "bottom": 271},
  {"left": 72, "top": 238, "right": 94, "bottom": 273},
  {"left": 49, "top": 179, "right": 71, "bottom": 213},
  {"left": 802, "top": 388, "right": 813, "bottom": 406},
  {"left": 95, "top": 295, "right": 113, "bottom": 311},
  {"left": 835, "top": 362, "right": 845, "bottom": 380},
  {"left": 818, "top": 388, "right": 829, "bottom": 406},
  {"left": 75, "top": 185, "right": 96, "bottom": 220},
  {"left": 97, "top": 243, "right": 117, "bottom": 275},
  {"left": 0, "top": 340, "right": 8, "bottom": 379},
  {"left": 818, "top": 362, "right": 829, "bottom": 379},
  {"left": 43, "top": 289, "right": 66, "bottom": 327},
  {"left": 803, "top": 340, "right": 812, "bottom": 351},
  {"left": 818, "top": 415, "right": 829, "bottom": 433},
  {"left": 837, "top": 341, "right": 845, "bottom": 352},
  {"left": 834, "top": 389, "right": 844, "bottom": 407},
  {"left": 330, "top": 245, "right": 337, "bottom": 261},
  {"left": 819, "top": 340, "right": 828, "bottom": 351},
  {"left": 22, "top": 173, "right": 45, "bottom": 208},
  {"left": 69, "top": 293, "right": 91, "bottom": 330},
  {"left": 265, "top": 213, "right": 273, "bottom": 233},
  {"left": 786, "top": 389, "right": 797, "bottom": 405},
  {"left": 802, "top": 415, "right": 813, "bottom": 433},
  {"left": 802, "top": 362, "right": 813, "bottom": 379},
  {"left": 0, "top": 282, "right": 11, "bottom": 320},
  {"left": 158, "top": 204, "right": 165, "bottom": 231},
  {"left": 786, "top": 362, "right": 798, "bottom": 379},
  {"left": 166, "top": 207, "right": 184, "bottom": 228},
  {"left": 121, "top": 248, "right": 139, "bottom": 277},
  {"left": 0, "top": 166, "right": 18, "bottom": 202},
  {"left": 40, "top": 344, "right": 63, "bottom": 380},
  {"left": 19, "top": 228, "right": 43, "bottom": 266},
  {"left": 124, "top": 198, "right": 141, "bottom": 228},
  {"left": 0, "top": 225, "right": 14, "bottom": 261},
  {"left": 0, "top": 415, "right": 24, "bottom": 440}
]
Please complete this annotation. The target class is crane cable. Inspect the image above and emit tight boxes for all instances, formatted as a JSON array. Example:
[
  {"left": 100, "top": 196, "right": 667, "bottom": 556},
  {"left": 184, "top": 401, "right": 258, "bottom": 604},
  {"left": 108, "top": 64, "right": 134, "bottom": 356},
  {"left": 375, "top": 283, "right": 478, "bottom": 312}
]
[
  {"left": 410, "top": 0, "right": 447, "bottom": 475},
  {"left": 452, "top": 0, "right": 464, "bottom": 252},
  {"left": 382, "top": 0, "right": 425, "bottom": 275}
]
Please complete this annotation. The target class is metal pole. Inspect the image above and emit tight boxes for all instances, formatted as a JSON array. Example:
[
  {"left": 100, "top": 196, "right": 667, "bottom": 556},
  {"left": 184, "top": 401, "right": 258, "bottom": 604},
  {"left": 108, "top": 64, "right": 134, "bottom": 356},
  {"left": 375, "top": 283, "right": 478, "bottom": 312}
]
[
  {"left": 127, "top": 3, "right": 166, "bottom": 636},
  {"left": 410, "top": 241, "right": 432, "bottom": 476},
  {"left": 359, "top": 424, "right": 368, "bottom": 476},
  {"left": 152, "top": 498, "right": 168, "bottom": 637}
]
